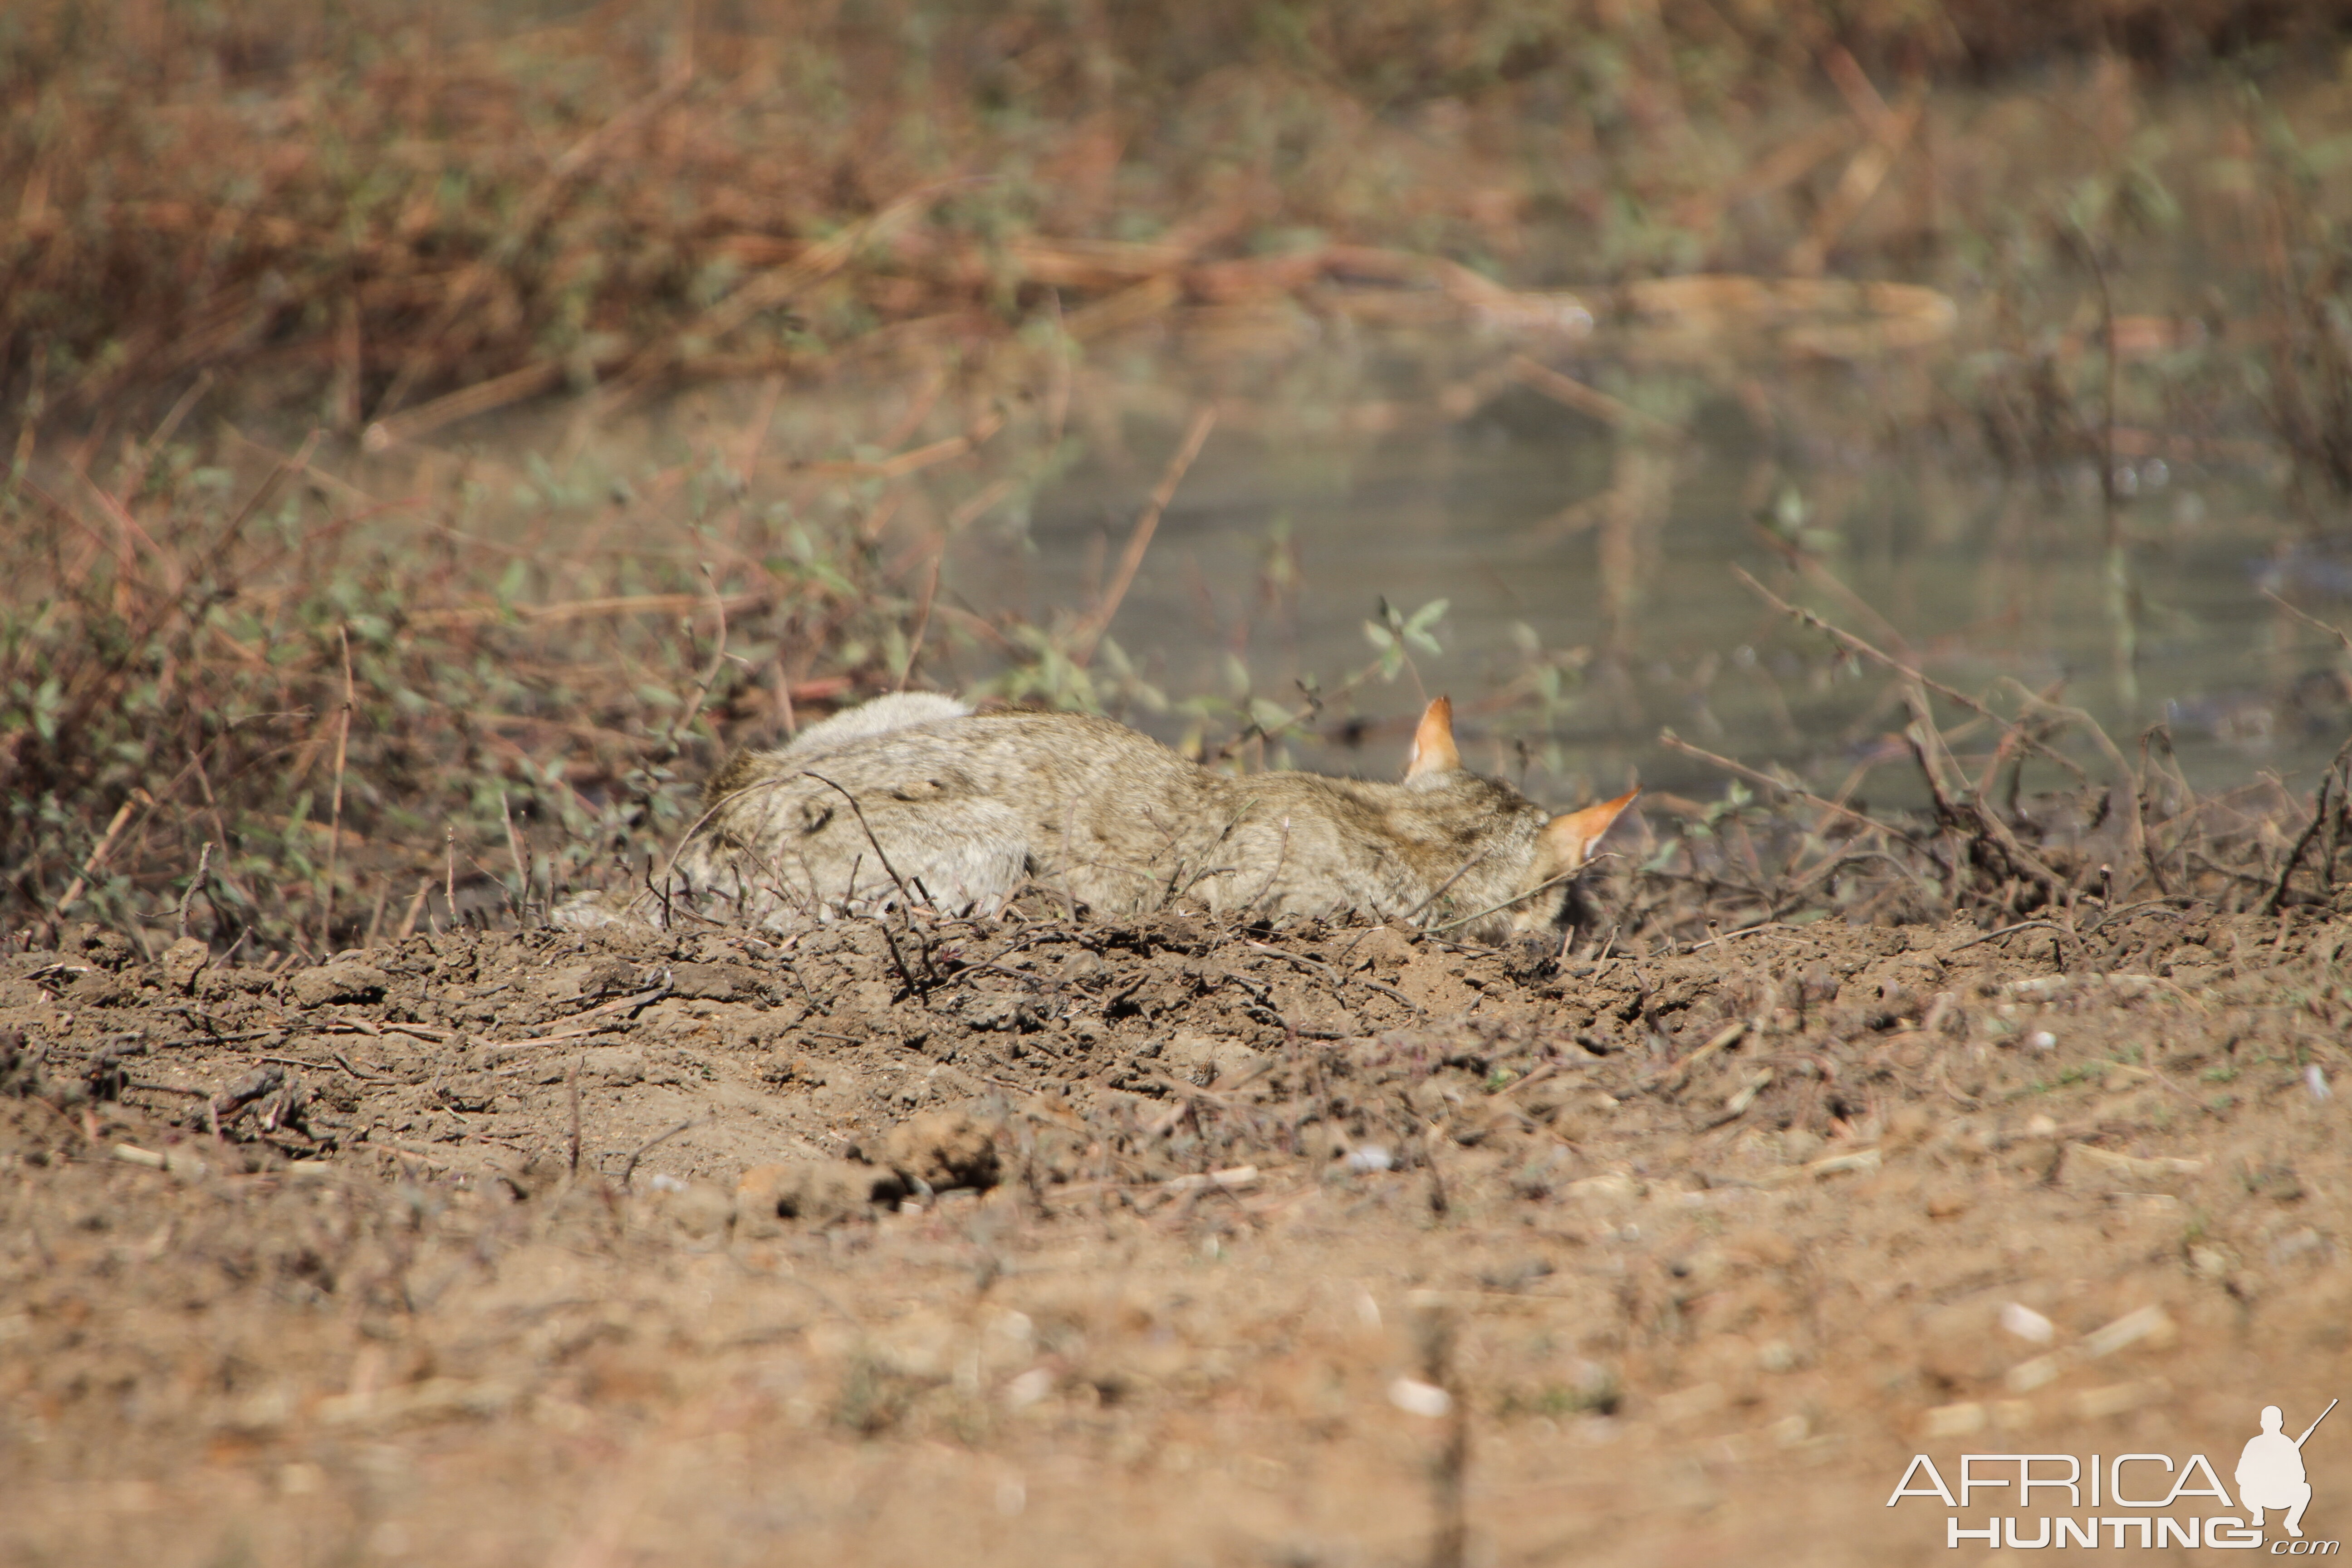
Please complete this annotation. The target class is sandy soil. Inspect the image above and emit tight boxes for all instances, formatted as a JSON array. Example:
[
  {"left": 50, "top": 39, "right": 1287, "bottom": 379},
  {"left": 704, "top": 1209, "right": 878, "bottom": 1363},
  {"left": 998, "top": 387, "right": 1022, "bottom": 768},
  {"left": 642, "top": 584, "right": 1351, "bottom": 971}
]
[{"left": 2, "top": 903, "right": 2347, "bottom": 1565}]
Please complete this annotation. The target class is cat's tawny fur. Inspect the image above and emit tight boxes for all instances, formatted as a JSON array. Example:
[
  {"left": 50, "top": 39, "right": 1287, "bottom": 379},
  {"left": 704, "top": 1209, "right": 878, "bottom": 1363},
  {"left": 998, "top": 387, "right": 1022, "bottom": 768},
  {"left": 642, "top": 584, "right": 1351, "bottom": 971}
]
[{"left": 562, "top": 694, "right": 1635, "bottom": 945}]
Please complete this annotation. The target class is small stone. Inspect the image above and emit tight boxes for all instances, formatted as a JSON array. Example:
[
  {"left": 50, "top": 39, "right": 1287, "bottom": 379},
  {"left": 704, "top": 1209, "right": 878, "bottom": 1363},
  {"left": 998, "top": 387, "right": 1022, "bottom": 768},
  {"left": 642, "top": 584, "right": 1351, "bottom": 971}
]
[
  {"left": 161, "top": 937, "right": 210, "bottom": 994},
  {"left": 961, "top": 995, "right": 1024, "bottom": 1032},
  {"left": 2270, "top": 1227, "right": 2327, "bottom": 1264},
  {"left": 668, "top": 963, "right": 753, "bottom": 1003},
  {"left": 72, "top": 923, "right": 139, "bottom": 969},
  {"left": 1387, "top": 1377, "right": 1452, "bottom": 1418},
  {"left": 2005, "top": 1353, "right": 2063, "bottom": 1392},
  {"left": 1004, "top": 1367, "right": 1055, "bottom": 1409},
  {"left": 2081, "top": 1304, "right": 2173, "bottom": 1357},
  {"left": 1999, "top": 1302, "right": 2056, "bottom": 1345},
  {"left": 288, "top": 962, "right": 391, "bottom": 1008},
  {"left": 1162, "top": 1030, "right": 1264, "bottom": 1087},
  {"left": 1348, "top": 926, "right": 1417, "bottom": 974}
]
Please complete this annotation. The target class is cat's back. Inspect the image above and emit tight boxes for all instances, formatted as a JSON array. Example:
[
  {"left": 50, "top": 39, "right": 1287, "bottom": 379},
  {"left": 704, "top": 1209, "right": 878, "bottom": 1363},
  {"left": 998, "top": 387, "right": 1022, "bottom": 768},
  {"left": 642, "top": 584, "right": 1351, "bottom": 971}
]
[
  {"left": 718, "top": 706, "right": 1199, "bottom": 804},
  {"left": 780, "top": 691, "right": 969, "bottom": 758}
]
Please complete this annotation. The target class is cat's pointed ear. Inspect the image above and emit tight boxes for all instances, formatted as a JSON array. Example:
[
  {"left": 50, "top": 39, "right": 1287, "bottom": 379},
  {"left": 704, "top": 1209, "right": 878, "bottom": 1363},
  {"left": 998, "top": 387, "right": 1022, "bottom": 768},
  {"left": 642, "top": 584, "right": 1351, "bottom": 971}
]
[
  {"left": 1535, "top": 789, "right": 1640, "bottom": 879},
  {"left": 1404, "top": 696, "right": 1461, "bottom": 780}
]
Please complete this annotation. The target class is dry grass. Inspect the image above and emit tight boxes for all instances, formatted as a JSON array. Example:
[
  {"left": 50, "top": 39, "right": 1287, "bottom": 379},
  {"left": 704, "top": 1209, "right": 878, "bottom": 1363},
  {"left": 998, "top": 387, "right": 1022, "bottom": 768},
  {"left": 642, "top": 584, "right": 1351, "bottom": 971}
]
[
  {"left": 5, "top": 0, "right": 2352, "bottom": 956},
  {"left": 6, "top": 0, "right": 2348, "bottom": 437},
  {"left": 0, "top": 432, "right": 937, "bottom": 954}
]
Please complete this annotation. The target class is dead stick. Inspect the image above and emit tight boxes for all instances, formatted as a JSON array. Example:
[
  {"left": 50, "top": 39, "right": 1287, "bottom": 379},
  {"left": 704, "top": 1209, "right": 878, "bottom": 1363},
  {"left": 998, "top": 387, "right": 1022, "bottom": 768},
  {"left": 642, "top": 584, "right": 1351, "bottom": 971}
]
[
  {"left": 322, "top": 625, "right": 355, "bottom": 949},
  {"left": 216, "top": 428, "right": 322, "bottom": 560},
  {"left": 567, "top": 1053, "right": 584, "bottom": 1178},
  {"left": 57, "top": 794, "right": 142, "bottom": 914},
  {"left": 1658, "top": 729, "right": 1916, "bottom": 844},
  {"left": 1989, "top": 680, "right": 2142, "bottom": 831},
  {"left": 1736, "top": 567, "right": 2091, "bottom": 789},
  {"left": 1243, "top": 939, "right": 1425, "bottom": 1014},
  {"left": 2265, "top": 771, "right": 2337, "bottom": 917},
  {"left": 176, "top": 841, "right": 213, "bottom": 940},
  {"left": 802, "top": 774, "right": 920, "bottom": 916},
  {"left": 1509, "top": 354, "right": 1684, "bottom": 438},
  {"left": 1903, "top": 686, "right": 2073, "bottom": 898},
  {"left": 1948, "top": 918, "right": 2066, "bottom": 953},
  {"left": 500, "top": 790, "right": 529, "bottom": 927},
  {"left": 1072, "top": 407, "right": 1215, "bottom": 666},
  {"left": 895, "top": 534, "right": 945, "bottom": 694},
  {"left": 621, "top": 1114, "right": 704, "bottom": 1190},
  {"left": 2264, "top": 589, "right": 2352, "bottom": 656},
  {"left": 803, "top": 773, "right": 932, "bottom": 997},
  {"left": 396, "top": 877, "right": 429, "bottom": 942},
  {"left": 2134, "top": 726, "right": 2173, "bottom": 896},
  {"left": 1419, "top": 862, "right": 1593, "bottom": 937},
  {"left": 660, "top": 562, "right": 730, "bottom": 762}
]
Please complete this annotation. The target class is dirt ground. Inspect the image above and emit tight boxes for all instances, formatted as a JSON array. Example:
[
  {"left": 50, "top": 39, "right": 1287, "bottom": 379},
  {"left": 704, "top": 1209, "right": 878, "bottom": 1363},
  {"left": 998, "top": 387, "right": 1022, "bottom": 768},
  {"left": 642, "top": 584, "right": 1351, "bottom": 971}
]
[{"left": 2, "top": 901, "right": 2347, "bottom": 1566}]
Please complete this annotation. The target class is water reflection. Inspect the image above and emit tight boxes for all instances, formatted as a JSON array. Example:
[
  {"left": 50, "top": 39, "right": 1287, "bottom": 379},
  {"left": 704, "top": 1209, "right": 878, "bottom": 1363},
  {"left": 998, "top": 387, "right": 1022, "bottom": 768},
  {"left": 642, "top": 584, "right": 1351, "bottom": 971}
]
[
  {"left": 333, "top": 307, "right": 2344, "bottom": 814},
  {"left": 989, "top": 321, "right": 2342, "bottom": 805}
]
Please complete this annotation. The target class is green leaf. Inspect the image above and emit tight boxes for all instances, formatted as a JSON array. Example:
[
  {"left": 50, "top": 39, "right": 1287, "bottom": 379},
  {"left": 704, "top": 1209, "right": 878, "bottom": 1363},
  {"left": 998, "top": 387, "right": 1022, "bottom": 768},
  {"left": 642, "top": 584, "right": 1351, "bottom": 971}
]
[
  {"left": 1222, "top": 652, "right": 1252, "bottom": 698},
  {"left": 1403, "top": 598, "right": 1447, "bottom": 654},
  {"left": 1248, "top": 697, "right": 1294, "bottom": 733}
]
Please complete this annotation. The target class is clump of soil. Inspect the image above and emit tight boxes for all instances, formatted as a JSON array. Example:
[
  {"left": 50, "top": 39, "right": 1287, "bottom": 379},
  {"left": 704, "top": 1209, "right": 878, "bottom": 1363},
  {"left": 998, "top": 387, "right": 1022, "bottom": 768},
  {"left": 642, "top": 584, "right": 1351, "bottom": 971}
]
[{"left": 1, "top": 906, "right": 2345, "bottom": 1564}]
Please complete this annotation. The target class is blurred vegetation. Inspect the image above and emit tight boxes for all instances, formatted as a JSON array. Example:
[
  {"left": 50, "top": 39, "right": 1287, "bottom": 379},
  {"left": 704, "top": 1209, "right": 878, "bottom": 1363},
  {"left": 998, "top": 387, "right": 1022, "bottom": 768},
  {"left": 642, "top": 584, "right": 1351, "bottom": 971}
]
[
  {"left": 6, "top": 0, "right": 2352, "bottom": 954},
  {"left": 6, "top": 0, "right": 2351, "bottom": 427}
]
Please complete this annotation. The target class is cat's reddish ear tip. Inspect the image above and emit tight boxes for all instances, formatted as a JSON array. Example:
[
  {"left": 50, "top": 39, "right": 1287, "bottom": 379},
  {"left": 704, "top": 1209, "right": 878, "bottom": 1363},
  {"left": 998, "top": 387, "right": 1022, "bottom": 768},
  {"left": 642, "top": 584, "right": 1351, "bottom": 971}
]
[
  {"left": 1404, "top": 696, "right": 1461, "bottom": 780},
  {"left": 1542, "top": 789, "right": 1640, "bottom": 868}
]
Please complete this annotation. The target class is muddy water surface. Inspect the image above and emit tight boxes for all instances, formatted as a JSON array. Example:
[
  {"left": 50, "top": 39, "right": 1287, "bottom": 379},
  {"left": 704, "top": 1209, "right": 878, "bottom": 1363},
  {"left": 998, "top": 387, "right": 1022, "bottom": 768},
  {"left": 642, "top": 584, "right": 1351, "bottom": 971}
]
[
  {"left": 989, "top": 328, "right": 2334, "bottom": 802},
  {"left": 328, "top": 76, "right": 2352, "bottom": 810}
]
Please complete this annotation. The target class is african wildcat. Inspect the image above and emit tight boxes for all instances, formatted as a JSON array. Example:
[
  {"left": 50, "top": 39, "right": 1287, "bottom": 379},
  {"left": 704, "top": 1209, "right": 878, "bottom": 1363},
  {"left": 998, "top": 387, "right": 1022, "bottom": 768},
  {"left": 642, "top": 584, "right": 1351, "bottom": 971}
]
[{"left": 560, "top": 694, "right": 1634, "bottom": 944}]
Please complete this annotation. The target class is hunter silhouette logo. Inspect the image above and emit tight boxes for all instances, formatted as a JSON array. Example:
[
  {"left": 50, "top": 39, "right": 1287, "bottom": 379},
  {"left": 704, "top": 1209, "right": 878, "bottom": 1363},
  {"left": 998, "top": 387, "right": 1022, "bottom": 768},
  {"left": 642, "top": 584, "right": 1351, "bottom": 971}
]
[
  {"left": 1886, "top": 1394, "right": 2341, "bottom": 1550},
  {"left": 2242, "top": 1399, "right": 2335, "bottom": 1540}
]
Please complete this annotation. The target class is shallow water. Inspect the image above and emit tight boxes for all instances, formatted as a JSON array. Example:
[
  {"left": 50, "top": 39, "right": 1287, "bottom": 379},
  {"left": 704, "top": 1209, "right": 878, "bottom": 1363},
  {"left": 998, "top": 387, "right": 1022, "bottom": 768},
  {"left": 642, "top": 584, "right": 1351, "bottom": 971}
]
[
  {"left": 351, "top": 311, "right": 2344, "bottom": 823},
  {"left": 329, "top": 69, "right": 2352, "bottom": 815},
  {"left": 974, "top": 326, "right": 2342, "bottom": 808}
]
